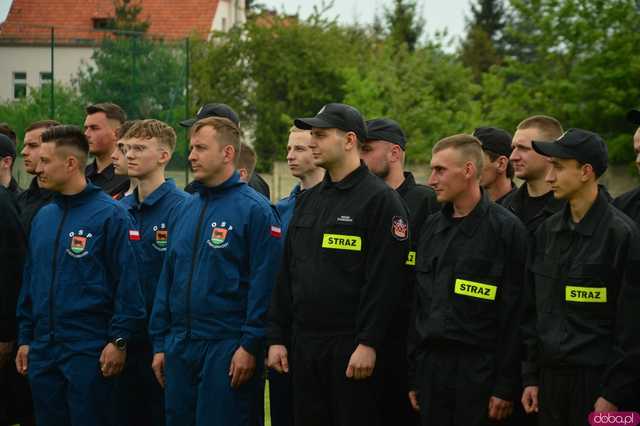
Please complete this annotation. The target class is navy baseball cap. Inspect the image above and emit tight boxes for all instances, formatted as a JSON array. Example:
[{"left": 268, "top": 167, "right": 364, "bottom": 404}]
[
  {"left": 180, "top": 103, "right": 240, "bottom": 127},
  {"left": 294, "top": 103, "right": 367, "bottom": 142},
  {"left": 627, "top": 108, "right": 640, "bottom": 125},
  {"left": 0, "top": 133, "right": 16, "bottom": 159},
  {"left": 473, "top": 127, "right": 513, "bottom": 157},
  {"left": 365, "top": 118, "right": 407, "bottom": 150},
  {"left": 532, "top": 128, "right": 608, "bottom": 177}
]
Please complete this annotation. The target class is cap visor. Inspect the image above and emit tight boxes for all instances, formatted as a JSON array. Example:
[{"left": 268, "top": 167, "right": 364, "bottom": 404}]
[
  {"left": 179, "top": 118, "right": 197, "bottom": 128},
  {"left": 294, "top": 117, "right": 334, "bottom": 130},
  {"left": 627, "top": 109, "right": 640, "bottom": 125},
  {"left": 531, "top": 140, "right": 573, "bottom": 159}
]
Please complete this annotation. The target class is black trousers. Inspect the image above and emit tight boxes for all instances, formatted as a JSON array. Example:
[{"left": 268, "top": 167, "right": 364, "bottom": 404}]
[
  {"left": 538, "top": 367, "right": 601, "bottom": 426},
  {"left": 268, "top": 367, "right": 293, "bottom": 426},
  {"left": 377, "top": 339, "right": 420, "bottom": 426},
  {"left": 291, "top": 334, "right": 380, "bottom": 426},
  {"left": 415, "top": 345, "right": 507, "bottom": 426},
  {"left": 0, "top": 346, "right": 34, "bottom": 426}
]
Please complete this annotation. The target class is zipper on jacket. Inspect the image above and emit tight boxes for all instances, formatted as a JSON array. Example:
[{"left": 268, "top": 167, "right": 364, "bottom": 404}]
[
  {"left": 48, "top": 202, "right": 69, "bottom": 342},
  {"left": 186, "top": 199, "right": 209, "bottom": 339}
]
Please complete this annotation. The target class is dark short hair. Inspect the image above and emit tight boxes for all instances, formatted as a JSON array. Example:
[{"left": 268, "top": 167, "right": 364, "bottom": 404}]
[
  {"left": 237, "top": 142, "right": 257, "bottom": 177},
  {"left": 25, "top": 119, "right": 61, "bottom": 133},
  {"left": 0, "top": 123, "right": 17, "bottom": 143},
  {"left": 85, "top": 102, "right": 127, "bottom": 124},
  {"left": 116, "top": 120, "right": 139, "bottom": 140},
  {"left": 484, "top": 149, "right": 515, "bottom": 179},
  {"left": 41, "top": 125, "right": 90, "bottom": 163}
]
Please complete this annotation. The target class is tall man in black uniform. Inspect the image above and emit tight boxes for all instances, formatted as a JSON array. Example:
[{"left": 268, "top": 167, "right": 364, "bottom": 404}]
[
  {"left": 522, "top": 129, "right": 640, "bottom": 423},
  {"left": 360, "top": 117, "right": 438, "bottom": 425},
  {"left": 16, "top": 120, "right": 60, "bottom": 234},
  {"left": 503, "top": 116, "right": 565, "bottom": 235},
  {"left": 612, "top": 107, "right": 640, "bottom": 223},
  {"left": 84, "top": 103, "right": 130, "bottom": 197},
  {"left": 267, "top": 103, "right": 410, "bottom": 426},
  {"left": 409, "top": 134, "right": 527, "bottom": 426}
]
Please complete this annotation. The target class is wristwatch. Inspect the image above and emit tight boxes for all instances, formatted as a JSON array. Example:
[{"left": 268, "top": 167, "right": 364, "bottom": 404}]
[{"left": 111, "top": 337, "right": 127, "bottom": 352}]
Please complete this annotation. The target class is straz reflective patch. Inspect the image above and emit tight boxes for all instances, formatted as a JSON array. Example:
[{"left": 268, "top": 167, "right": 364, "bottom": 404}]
[
  {"left": 322, "top": 234, "right": 362, "bottom": 251},
  {"left": 565, "top": 286, "right": 607, "bottom": 303},
  {"left": 454, "top": 279, "right": 497, "bottom": 301},
  {"left": 406, "top": 251, "right": 416, "bottom": 266}
]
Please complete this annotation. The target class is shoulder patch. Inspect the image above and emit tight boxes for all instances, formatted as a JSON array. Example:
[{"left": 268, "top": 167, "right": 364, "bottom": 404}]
[{"left": 391, "top": 216, "right": 408, "bottom": 241}]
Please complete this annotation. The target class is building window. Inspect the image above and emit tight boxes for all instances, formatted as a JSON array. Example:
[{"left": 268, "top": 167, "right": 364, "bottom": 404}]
[
  {"left": 93, "top": 17, "right": 115, "bottom": 30},
  {"left": 40, "top": 72, "right": 53, "bottom": 86},
  {"left": 13, "top": 72, "right": 26, "bottom": 99}
]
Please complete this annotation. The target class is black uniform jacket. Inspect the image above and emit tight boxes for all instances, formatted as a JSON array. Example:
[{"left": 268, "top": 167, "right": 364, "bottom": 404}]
[
  {"left": 502, "top": 183, "right": 564, "bottom": 236},
  {"left": 613, "top": 186, "right": 640, "bottom": 226},
  {"left": 268, "top": 163, "right": 410, "bottom": 350},
  {"left": 523, "top": 189, "right": 640, "bottom": 406},
  {"left": 0, "top": 187, "right": 26, "bottom": 341},
  {"left": 85, "top": 160, "right": 130, "bottom": 198},
  {"left": 410, "top": 191, "right": 527, "bottom": 400},
  {"left": 15, "top": 176, "right": 55, "bottom": 236}
]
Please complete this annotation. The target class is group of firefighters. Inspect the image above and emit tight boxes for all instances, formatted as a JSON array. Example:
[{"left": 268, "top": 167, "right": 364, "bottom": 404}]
[{"left": 0, "top": 100, "right": 639, "bottom": 426}]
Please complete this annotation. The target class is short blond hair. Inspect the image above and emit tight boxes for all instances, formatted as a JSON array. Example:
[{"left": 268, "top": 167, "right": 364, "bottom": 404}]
[
  {"left": 191, "top": 117, "right": 242, "bottom": 163},
  {"left": 517, "top": 115, "right": 564, "bottom": 140},
  {"left": 124, "top": 119, "right": 177, "bottom": 152},
  {"left": 432, "top": 134, "right": 484, "bottom": 178}
]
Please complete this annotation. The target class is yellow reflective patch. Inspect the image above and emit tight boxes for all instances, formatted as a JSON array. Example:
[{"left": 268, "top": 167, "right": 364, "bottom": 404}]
[
  {"left": 454, "top": 279, "right": 497, "bottom": 301},
  {"left": 565, "top": 286, "right": 607, "bottom": 303},
  {"left": 406, "top": 251, "right": 416, "bottom": 266},
  {"left": 322, "top": 234, "right": 362, "bottom": 251}
]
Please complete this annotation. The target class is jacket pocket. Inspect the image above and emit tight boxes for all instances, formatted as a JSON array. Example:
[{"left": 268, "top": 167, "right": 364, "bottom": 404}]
[
  {"left": 291, "top": 214, "right": 316, "bottom": 262},
  {"left": 320, "top": 223, "right": 365, "bottom": 273},
  {"left": 564, "top": 263, "right": 613, "bottom": 320},
  {"left": 452, "top": 258, "right": 503, "bottom": 320}
]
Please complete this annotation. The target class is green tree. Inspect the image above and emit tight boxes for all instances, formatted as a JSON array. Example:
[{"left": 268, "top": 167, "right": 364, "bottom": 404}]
[
  {"left": 480, "top": 0, "right": 640, "bottom": 163},
  {"left": 460, "top": 0, "right": 506, "bottom": 79},
  {"left": 383, "top": 0, "right": 425, "bottom": 51},
  {"left": 191, "top": 11, "right": 373, "bottom": 171}
]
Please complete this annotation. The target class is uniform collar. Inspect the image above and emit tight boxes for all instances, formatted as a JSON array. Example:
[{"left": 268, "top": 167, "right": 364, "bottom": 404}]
[
  {"left": 126, "top": 179, "right": 177, "bottom": 209},
  {"left": 8, "top": 177, "right": 21, "bottom": 194},
  {"left": 396, "top": 171, "right": 416, "bottom": 195},
  {"left": 86, "top": 160, "right": 115, "bottom": 179},
  {"left": 194, "top": 171, "right": 244, "bottom": 196},
  {"left": 289, "top": 183, "right": 301, "bottom": 197},
  {"left": 552, "top": 188, "right": 609, "bottom": 236},
  {"left": 320, "top": 161, "right": 369, "bottom": 191},
  {"left": 435, "top": 188, "right": 491, "bottom": 237},
  {"left": 509, "top": 183, "right": 563, "bottom": 216},
  {"left": 53, "top": 182, "right": 102, "bottom": 206}
]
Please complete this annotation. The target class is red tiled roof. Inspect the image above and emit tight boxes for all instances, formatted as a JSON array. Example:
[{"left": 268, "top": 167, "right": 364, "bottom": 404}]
[{"left": 0, "top": 0, "right": 219, "bottom": 45}]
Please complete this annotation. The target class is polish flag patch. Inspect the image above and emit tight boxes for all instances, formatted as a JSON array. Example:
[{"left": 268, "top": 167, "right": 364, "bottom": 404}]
[
  {"left": 270, "top": 225, "right": 281, "bottom": 238},
  {"left": 129, "top": 230, "right": 141, "bottom": 241}
]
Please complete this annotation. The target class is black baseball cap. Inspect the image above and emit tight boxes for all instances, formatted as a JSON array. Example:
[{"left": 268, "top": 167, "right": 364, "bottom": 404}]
[
  {"left": 473, "top": 127, "right": 513, "bottom": 157},
  {"left": 294, "top": 103, "right": 367, "bottom": 142},
  {"left": 0, "top": 134, "right": 16, "bottom": 159},
  {"left": 365, "top": 118, "right": 407, "bottom": 150},
  {"left": 180, "top": 103, "right": 240, "bottom": 127},
  {"left": 627, "top": 108, "right": 640, "bottom": 125},
  {"left": 532, "top": 128, "right": 608, "bottom": 177}
]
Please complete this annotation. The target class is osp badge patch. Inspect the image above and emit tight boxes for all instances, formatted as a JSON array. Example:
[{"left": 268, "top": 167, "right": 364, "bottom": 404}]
[
  {"left": 152, "top": 223, "right": 168, "bottom": 251},
  {"left": 66, "top": 229, "right": 93, "bottom": 258},
  {"left": 391, "top": 216, "right": 408, "bottom": 241},
  {"left": 207, "top": 222, "right": 233, "bottom": 249}
]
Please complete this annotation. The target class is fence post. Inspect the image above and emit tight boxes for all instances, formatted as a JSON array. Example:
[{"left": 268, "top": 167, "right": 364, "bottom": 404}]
[
  {"left": 50, "top": 26, "right": 55, "bottom": 119},
  {"left": 184, "top": 37, "right": 190, "bottom": 185}
]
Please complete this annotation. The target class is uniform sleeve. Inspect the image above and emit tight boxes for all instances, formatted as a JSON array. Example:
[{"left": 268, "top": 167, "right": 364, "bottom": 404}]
[
  {"left": 601, "top": 226, "right": 640, "bottom": 406},
  {"left": 105, "top": 209, "right": 146, "bottom": 341},
  {"left": 267, "top": 220, "right": 294, "bottom": 347},
  {"left": 240, "top": 204, "right": 283, "bottom": 356},
  {"left": 521, "top": 228, "right": 542, "bottom": 388},
  {"left": 492, "top": 219, "right": 527, "bottom": 400},
  {"left": 358, "top": 189, "right": 410, "bottom": 350},
  {"left": 0, "top": 194, "right": 26, "bottom": 342}
]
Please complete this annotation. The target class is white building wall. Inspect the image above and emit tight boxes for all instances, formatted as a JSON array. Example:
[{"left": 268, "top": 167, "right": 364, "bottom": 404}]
[
  {"left": 0, "top": 45, "right": 94, "bottom": 101},
  {"left": 211, "top": 0, "right": 246, "bottom": 34}
]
